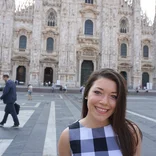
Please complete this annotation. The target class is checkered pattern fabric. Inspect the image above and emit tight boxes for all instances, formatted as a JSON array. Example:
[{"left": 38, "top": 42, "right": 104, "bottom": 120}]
[{"left": 69, "top": 121, "right": 122, "bottom": 156}]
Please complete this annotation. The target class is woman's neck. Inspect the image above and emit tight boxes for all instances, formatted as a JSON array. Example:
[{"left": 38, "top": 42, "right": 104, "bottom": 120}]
[{"left": 80, "top": 115, "right": 110, "bottom": 128}]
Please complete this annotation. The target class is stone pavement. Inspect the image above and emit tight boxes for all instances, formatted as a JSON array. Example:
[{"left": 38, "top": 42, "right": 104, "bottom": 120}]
[
  {"left": 0, "top": 92, "right": 155, "bottom": 156},
  {"left": 0, "top": 93, "right": 59, "bottom": 156}
]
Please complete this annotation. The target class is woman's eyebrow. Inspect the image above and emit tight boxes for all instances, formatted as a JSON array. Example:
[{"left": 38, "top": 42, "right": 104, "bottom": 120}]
[
  {"left": 111, "top": 92, "right": 117, "bottom": 94},
  {"left": 95, "top": 87, "right": 103, "bottom": 91},
  {"left": 95, "top": 87, "right": 117, "bottom": 94}
]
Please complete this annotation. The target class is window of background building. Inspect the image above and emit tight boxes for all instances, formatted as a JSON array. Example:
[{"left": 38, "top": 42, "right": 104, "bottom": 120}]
[
  {"left": 85, "top": 20, "right": 93, "bottom": 35},
  {"left": 143, "top": 45, "right": 149, "bottom": 58},
  {"left": 46, "top": 37, "right": 54, "bottom": 52},
  {"left": 121, "top": 43, "right": 127, "bottom": 57},
  {"left": 120, "top": 19, "right": 128, "bottom": 33},
  {"left": 85, "top": 0, "right": 93, "bottom": 4},
  {"left": 19, "top": 35, "right": 27, "bottom": 50},
  {"left": 47, "top": 12, "right": 56, "bottom": 26}
]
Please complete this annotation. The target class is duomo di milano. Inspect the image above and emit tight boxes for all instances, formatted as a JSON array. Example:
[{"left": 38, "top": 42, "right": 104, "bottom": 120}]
[{"left": 0, "top": 0, "right": 156, "bottom": 89}]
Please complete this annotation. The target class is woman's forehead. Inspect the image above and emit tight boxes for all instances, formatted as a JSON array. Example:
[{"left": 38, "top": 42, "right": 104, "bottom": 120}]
[{"left": 90, "top": 78, "right": 117, "bottom": 92}]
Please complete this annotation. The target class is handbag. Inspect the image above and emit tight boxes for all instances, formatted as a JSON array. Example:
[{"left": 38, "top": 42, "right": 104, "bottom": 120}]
[{"left": 14, "top": 103, "right": 20, "bottom": 115}]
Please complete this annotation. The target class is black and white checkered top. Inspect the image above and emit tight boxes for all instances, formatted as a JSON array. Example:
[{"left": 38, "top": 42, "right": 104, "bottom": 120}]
[{"left": 69, "top": 121, "right": 122, "bottom": 156}]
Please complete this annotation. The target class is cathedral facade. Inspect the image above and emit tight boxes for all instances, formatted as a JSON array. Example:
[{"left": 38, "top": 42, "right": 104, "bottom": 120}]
[{"left": 0, "top": 0, "right": 156, "bottom": 89}]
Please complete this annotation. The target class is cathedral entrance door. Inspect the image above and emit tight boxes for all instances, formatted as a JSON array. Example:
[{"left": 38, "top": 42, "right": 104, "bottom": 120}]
[
  {"left": 120, "top": 71, "right": 127, "bottom": 87},
  {"left": 44, "top": 67, "right": 53, "bottom": 86},
  {"left": 81, "top": 60, "right": 94, "bottom": 86},
  {"left": 16, "top": 66, "right": 26, "bottom": 85},
  {"left": 142, "top": 72, "right": 149, "bottom": 88}
]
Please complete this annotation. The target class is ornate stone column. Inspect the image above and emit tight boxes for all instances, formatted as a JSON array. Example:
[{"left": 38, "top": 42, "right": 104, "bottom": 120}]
[
  {"left": 29, "top": 0, "right": 43, "bottom": 86},
  {"left": 93, "top": 60, "right": 96, "bottom": 71},
  {"left": 79, "top": 59, "right": 82, "bottom": 86}
]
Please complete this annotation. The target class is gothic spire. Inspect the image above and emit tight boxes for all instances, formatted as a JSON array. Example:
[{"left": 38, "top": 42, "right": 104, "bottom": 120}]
[
  {"left": 132, "top": 0, "right": 141, "bottom": 10},
  {"left": 153, "top": 0, "right": 156, "bottom": 28},
  {"left": 0, "top": 0, "right": 15, "bottom": 11},
  {"left": 154, "top": 0, "right": 156, "bottom": 23}
]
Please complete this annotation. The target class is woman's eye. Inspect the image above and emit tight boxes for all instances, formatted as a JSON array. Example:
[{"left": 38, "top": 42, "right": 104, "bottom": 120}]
[
  {"left": 94, "top": 91, "right": 101, "bottom": 95},
  {"left": 111, "top": 95, "right": 117, "bottom": 99}
]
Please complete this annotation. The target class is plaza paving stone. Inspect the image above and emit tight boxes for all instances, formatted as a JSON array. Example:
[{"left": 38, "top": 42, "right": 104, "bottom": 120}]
[{"left": 0, "top": 92, "right": 155, "bottom": 156}]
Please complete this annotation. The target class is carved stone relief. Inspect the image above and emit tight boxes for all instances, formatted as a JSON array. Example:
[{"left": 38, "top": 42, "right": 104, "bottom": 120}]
[
  {"left": 15, "top": 28, "right": 32, "bottom": 38},
  {"left": 83, "top": 51, "right": 94, "bottom": 56},
  {"left": 141, "top": 39, "right": 151, "bottom": 46},
  {"left": 43, "top": 0, "right": 61, "bottom": 7},
  {"left": 69, "top": 76, "right": 73, "bottom": 81},
  {"left": 60, "top": 75, "right": 65, "bottom": 81}
]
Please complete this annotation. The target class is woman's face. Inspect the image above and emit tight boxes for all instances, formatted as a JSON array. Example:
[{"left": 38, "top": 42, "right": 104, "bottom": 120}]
[{"left": 87, "top": 77, "right": 117, "bottom": 124}]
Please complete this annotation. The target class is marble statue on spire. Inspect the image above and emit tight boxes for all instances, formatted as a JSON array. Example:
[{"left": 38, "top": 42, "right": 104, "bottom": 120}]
[{"left": 0, "top": 0, "right": 14, "bottom": 11}]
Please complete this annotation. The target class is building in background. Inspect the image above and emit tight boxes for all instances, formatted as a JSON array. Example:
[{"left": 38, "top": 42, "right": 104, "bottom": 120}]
[{"left": 0, "top": 0, "right": 156, "bottom": 89}]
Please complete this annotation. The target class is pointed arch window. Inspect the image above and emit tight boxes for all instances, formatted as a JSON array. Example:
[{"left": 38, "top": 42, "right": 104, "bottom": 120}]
[
  {"left": 85, "top": 20, "right": 93, "bottom": 35},
  {"left": 46, "top": 37, "right": 54, "bottom": 52},
  {"left": 47, "top": 11, "right": 57, "bottom": 26},
  {"left": 143, "top": 45, "right": 149, "bottom": 58},
  {"left": 121, "top": 43, "right": 127, "bottom": 57},
  {"left": 85, "top": 0, "right": 93, "bottom": 4},
  {"left": 120, "top": 19, "right": 128, "bottom": 33},
  {"left": 19, "top": 35, "right": 27, "bottom": 50}
]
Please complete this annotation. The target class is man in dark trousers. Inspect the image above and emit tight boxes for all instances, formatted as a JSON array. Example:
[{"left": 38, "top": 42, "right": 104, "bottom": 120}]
[{"left": 0, "top": 74, "right": 20, "bottom": 128}]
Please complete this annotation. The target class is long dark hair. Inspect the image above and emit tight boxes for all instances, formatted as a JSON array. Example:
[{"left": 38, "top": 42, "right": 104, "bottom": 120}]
[{"left": 82, "top": 68, "right": 142, "bottom": 156}]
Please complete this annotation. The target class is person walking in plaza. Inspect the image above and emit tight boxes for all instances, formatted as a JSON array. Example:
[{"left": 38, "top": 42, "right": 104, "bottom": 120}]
[
  {"left": 28, "top": 84, "right": 33, "bottom": 100},
  {"left": 58, "top": 68, "right": 142, "bottom": 156},
  {"left": 0, "top": 74, "right": 20, "bottom": 128},
  {"left": 64, "top": 84, "right": 67, "bottom": 93},
  {"left": 52, "top": 83, "right": 55, "bottom": 93}
]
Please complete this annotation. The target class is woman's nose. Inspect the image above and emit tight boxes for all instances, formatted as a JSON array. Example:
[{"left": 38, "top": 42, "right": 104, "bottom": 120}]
[{"left": 100, "top": 95, "right": 109, "bottom": 104}]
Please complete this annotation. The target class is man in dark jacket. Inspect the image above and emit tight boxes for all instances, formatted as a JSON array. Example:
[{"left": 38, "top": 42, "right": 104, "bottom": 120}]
[{"left": 0, "top": 74, "right": 20, "bottom": 128}]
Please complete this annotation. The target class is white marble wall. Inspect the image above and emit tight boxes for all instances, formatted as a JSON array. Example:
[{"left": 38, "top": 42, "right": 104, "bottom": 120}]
[{"left": 0, "top": 0, "right": 155, "bottom": 88}]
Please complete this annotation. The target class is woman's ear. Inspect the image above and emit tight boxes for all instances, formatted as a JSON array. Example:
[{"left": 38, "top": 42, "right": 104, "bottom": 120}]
[{"left": 85, "top": 97, "right": 88, "bottom": 100}]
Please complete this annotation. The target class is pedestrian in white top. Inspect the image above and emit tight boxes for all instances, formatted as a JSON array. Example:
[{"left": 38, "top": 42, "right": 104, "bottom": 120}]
[
  {"left": 64, "top": 85, "right": 67, "bottom": 93},
  {"left": 28, "top": 84, "right": 33, "bottom": 100},
  {"left": 52, "top": 83, "right": 55, "bottom": 92}
]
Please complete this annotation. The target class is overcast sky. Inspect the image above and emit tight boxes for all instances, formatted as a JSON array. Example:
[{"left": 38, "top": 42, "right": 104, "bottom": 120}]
[
  {"left": 141, "top": 0, "right": 155, "bottom": 22},
  {"left": 15, "top": 0, "right": 156, "bottom": 22}
]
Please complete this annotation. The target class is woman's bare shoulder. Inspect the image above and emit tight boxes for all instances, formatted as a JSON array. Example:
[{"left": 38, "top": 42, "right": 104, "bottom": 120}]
[
  {"left": 59, "top": 127, "right": 70, "bottom": 144},
  {"left": 126, "top": 120, "right": 142, "bottom": 135},
  {"left": 126, "top": 120, "right": 142, "bottom": 156},
  {"left": 58, "top": 127, "right": 71, "bottom": 156}
]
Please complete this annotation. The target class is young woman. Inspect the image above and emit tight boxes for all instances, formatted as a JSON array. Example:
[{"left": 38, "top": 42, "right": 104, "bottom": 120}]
[{"left": 58, "top": 68, "right": 142, "bottom": 156}]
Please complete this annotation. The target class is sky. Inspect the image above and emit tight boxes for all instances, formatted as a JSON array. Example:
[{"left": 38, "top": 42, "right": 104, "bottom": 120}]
[
  {"left": 15, "top": 0, "right": 156, "bottom": 22},
  {"left": 141, "top": 0, "right": 155, "bottom": 22}
]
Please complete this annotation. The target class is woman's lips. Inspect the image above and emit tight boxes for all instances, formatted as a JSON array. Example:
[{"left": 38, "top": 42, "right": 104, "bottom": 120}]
[{"left": 95, "top": 106, "right": 109, "bottom": 114}]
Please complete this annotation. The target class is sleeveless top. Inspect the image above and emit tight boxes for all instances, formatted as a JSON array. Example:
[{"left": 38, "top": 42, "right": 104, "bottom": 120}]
[{"left": 69, "top": 121, "right": 122, "bottom": 156}]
